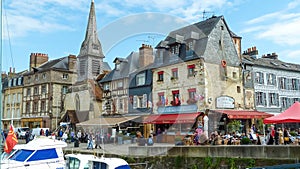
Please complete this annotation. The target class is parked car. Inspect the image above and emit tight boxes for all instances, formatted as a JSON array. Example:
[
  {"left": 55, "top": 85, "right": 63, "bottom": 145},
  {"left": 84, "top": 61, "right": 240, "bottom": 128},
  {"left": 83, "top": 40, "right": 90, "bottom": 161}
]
[{"left": 15, "top": 127, "right": 30, "bottom": 139}]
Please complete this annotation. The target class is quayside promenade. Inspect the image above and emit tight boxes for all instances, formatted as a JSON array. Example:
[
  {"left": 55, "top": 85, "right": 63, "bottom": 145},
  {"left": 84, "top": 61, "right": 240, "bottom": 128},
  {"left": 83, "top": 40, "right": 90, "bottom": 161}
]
[{"left": 62, "top": 141, "right": 300, "bottom": 160}]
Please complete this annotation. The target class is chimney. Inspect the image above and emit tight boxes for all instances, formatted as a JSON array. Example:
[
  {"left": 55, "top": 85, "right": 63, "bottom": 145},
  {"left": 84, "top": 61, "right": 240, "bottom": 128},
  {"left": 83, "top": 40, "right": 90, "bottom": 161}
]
[
  {"left": 68, "top": 54, "right": 77, "bottom": 72},
  {"left": 8, "top": 67, "right": 15, "bottom": 77},
  {"left": 262, "top": 53, "right": 278, "bottom": 60},
  {"left": 243, "top": 46, "right": 258, "bottom": 57},
  {"left": 1, "top": 72, "right": 7, "bottom": 79},
  {"left": 29, "top": 53, "right": 49, "bottom": 71},
  {"left": 139, "top": 44, "right": 154, "bottom": 68}
]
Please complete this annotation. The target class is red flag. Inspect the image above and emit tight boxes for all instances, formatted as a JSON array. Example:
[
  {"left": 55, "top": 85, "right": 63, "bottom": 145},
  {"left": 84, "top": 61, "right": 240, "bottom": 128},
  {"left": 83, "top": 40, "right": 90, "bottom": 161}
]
[{"left": 4, "top": 125, "right": 18, "bottom": 153}]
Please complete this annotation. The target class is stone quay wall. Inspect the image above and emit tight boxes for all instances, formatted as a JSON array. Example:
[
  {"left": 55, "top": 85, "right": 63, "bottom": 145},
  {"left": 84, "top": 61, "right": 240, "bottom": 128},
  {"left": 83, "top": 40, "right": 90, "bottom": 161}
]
[{"left": 128, "top": 145, "right": 300, "bottom": 160}]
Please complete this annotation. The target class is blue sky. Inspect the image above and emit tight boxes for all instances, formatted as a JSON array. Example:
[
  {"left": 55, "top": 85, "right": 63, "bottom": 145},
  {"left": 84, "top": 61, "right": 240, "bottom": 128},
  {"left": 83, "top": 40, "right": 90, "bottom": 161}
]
[{"left": 2, "top": 0, "right": 300, "bottom": 73}]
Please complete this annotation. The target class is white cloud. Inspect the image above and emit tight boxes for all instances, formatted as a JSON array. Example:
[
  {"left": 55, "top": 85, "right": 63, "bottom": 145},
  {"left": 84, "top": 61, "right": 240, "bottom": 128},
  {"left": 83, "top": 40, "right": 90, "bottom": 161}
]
[
  {"left": 245, "top": 12, "right": 281, "bottom": 25},
  {"left": 2, "top": 0, "right": 88, "bottom": 40},
  {"left": 287, "top": 0, "right": 300, "bottom": 9},
  {"left": 243, "top": 12, "right": 300, "bottom": 46},
  {"left": 280, "top": 49, "right": 300, "bottom": 64},
  {"left": 259, "top": 18, "right": 300, "bottom": 45}
]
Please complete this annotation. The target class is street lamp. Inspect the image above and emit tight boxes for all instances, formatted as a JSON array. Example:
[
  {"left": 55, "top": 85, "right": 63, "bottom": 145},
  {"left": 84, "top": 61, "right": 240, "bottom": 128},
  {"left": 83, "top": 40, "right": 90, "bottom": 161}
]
[
  {"left": 223, "top": 117, "right": 227, "bottom": 134},
  {"left": 49, "top": 110, "right": 53, "bottom": 131}
]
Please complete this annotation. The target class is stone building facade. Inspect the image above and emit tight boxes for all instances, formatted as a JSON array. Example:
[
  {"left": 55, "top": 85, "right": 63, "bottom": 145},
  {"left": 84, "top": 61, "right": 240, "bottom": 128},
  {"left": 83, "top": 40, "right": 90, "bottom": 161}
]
[
  {"left": 2, "top": 68, "right": 27, "bottom": 129},
  {"left": 22, "top": 53, "right": 76, "bottom": 130},
  {"left": 243, "top": 51, "right": 300, "bottom": 115}
]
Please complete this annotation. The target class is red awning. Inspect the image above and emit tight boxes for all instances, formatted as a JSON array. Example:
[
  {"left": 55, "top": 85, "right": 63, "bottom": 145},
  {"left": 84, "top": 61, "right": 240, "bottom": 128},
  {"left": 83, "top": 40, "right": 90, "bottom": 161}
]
[
  {"left": 143, "top": 113, "right": 200, "bottom": 124},
  {"left": 212, "top": 110, "right": 273, "bottom": 119}
]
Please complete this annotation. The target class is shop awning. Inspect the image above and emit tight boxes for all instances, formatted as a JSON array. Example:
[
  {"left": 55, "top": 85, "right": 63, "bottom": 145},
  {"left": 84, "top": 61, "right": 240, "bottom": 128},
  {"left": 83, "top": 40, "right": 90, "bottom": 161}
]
[
  {"left": 76, "top": 116, "right": 140, "bottom": 126},
  {"left": 143, "top": 113, "right": 201, "bottom": 124},
  {"left": 211, "top": 110, "right": 273, "bottom": 119}
]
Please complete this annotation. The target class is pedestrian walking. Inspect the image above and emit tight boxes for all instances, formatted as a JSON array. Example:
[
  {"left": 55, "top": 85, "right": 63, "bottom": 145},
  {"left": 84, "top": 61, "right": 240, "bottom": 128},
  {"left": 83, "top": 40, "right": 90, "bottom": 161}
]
[
  {"left": 95, "top": 131, "right": 102, "bottom": 149},
  {"left": 87, "top": 132, "right": 94, "bottom": 149}
]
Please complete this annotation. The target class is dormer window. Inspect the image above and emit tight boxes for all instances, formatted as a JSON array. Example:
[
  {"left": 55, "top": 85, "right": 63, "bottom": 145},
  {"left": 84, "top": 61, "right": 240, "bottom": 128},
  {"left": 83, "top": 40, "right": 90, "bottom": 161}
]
[
  {"left": 115, "top": 64, "right": 120, "bottom": 70},
  {"left": 170, "top": 45, "right": 179, "bottom": 54},
  {"left": 136, "top": 72, "right": 146, "bottom": 86},
  {"left": 187, "top": 41, "right": 193, "bottom": 51}
]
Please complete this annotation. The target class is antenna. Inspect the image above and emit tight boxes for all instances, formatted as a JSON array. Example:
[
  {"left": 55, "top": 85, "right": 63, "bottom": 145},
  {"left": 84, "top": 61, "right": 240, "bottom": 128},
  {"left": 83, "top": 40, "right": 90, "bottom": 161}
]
[
  {"left": 147, "top": 35, "right": 157, "bottom": 47},
  {"left": 202, "top": 10, "right": 214, "bottom": 20},
  {"left": 136, "top": 39, "right": 149, "bottom": 44}
]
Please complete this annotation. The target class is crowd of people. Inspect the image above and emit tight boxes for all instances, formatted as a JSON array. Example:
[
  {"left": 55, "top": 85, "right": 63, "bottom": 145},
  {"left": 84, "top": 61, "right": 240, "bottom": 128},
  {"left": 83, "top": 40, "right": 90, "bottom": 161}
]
[{"left": 183, "top": 124, "right": 300, "bottom": 146}]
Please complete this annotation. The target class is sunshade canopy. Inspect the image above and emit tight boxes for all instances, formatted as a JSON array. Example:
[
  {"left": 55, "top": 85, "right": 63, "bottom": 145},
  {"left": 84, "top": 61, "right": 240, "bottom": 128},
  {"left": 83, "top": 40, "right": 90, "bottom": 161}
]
[
  {"left": 212, "top": 110, "right": 273, "bottom": 119},
  {"left": 264, "top": 102, "right": 300, "bottom": 124}
]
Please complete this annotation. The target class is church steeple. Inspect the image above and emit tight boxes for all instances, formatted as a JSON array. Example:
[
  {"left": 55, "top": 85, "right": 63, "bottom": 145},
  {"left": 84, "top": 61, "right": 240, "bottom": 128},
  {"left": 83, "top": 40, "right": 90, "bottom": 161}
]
[
  {"left": 78, "top": 0, "right": 104, "bottom": 58},
  {"left": 77, "top": 0, "right": 104, "bottom": 82}
]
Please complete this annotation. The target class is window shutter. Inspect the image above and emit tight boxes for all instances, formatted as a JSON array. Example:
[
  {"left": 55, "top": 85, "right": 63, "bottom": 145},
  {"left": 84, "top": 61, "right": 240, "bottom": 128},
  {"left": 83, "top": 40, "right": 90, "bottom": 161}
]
[
  {"left": 116, "top": 98, "right": 119, "bottom": 111},
  {"left": 133, "top": 95, "right": 137, "bottom": 109},
  {"left": 276, "top": 94, "right": 279, "bottom": 106},
  {"left": 142, "top": 94, "right": 147, "bottom": 108},
  {"left": 263, "top": 93, "right": 267, "bottom": 106}
]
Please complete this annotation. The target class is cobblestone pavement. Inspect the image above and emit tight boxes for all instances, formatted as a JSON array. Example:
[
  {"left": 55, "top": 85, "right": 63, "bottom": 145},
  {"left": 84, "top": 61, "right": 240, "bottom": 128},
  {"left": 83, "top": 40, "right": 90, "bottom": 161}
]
[{"left": 64, "top": 141, "right": 174, "bottom": 155}]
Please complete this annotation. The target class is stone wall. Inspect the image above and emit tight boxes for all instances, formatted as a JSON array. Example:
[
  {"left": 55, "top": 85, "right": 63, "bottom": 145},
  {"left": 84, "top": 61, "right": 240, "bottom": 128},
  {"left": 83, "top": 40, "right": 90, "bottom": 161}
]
[{"left": 129, "top": 145, "right": 300, "bottom": 159}]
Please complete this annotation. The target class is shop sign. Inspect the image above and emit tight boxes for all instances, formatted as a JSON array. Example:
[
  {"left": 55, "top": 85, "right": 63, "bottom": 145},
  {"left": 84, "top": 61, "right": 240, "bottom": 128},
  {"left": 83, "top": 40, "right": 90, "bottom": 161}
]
[
  {"left": 157, "top": 104, "right": 198, "bottom": 114},
  {"left": 216, "top": 96, "right": 235, "bottom": 109}
]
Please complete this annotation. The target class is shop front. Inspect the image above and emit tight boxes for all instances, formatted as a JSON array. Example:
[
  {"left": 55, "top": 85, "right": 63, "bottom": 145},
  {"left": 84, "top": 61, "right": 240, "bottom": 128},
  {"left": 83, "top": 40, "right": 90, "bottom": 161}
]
[
  {"left": 143, "top": 105, "right": 202, "bottom": 143},
  {"left": 21, "top": 117, "right": 47, "bottom": 129},
  {"left": 209, "top": 109, "right": 274, "bottom": 134}
]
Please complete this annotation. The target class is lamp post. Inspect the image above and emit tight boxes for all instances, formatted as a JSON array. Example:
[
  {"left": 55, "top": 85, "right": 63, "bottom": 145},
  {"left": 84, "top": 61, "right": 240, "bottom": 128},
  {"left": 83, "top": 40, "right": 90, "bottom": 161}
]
[
  {"left": 223, "top": 117, "right": 227, "bottom": 134},
  {"left": 49, "top": 110, "right": 53, "bottom": 131}
]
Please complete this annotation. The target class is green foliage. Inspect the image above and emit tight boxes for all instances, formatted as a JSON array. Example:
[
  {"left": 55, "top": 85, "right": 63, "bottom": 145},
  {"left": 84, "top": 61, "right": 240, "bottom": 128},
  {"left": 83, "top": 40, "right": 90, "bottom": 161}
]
[
  {"left": 174, "top": 156, "right": 183, "bottom": 169},
  {"left": 246, "top": 158, "right": 256, "bottom": 168},
  {"left": 256, "top": 119, "right": 264, "bottom": 134},
  {"left": 241, "top": 137, "right": 251, "bottom": 145},
  {"left": 203, "top": 157, "right": 212, "bottom": 169},
  {"left": 227, "top": 158, "right": 237, "bottom": 169},
  {"left": 123, "top": 156, "right": 136, "bottom": 163},
  {"left": 191, "top": 164, "right": 198, "bottom": 169},
  {"left": 290, "top": 131, "right": 297, "bottom": 136},
  {"left": 227, "top": 120, "right": 241, "bottom": 133}
]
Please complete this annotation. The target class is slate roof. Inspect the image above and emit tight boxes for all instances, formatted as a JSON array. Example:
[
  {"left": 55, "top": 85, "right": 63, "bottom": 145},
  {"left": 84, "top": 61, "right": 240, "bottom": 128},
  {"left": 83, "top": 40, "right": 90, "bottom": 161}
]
[
  {"left": 156, "top": 15, "right": 240, "bottom": 67},
  {"left": 243, "top": 55, "right": 300, "bottom": 72},
  {"left": 165, "top": 16, "right": 222, "bottom": 44},
  {"left": 100, "top": 52, "right": 139, "bottom": 83},
  {"left": 25, "top": 56, "right": 71, "bottom": 75},
  {"left": 102, "top": 62, "right": 112, "bottom": 72}
]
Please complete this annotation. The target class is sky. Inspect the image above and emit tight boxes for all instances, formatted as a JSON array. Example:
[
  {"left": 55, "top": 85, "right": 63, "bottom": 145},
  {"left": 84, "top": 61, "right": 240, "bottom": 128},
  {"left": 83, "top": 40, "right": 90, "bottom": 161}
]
[{"left": 1, "top": 0, "right": 300, "bottom": 73}]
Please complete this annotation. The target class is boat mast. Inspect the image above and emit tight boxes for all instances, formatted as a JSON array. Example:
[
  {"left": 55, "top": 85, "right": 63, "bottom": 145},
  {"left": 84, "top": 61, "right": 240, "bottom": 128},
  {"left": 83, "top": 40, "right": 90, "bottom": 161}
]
[{"left": 0, "top": 0, "right": 3, "bottom": 132}]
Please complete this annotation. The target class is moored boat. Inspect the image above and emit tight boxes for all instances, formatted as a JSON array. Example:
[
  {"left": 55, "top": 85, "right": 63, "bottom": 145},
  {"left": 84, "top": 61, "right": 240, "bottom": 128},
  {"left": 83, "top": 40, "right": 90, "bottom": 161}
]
[
  {"left": 1, "top": 136, "right": 67, "bottom": 169},
  {"left": 65, "top": 154, "right": 131, "bottom": 169}
]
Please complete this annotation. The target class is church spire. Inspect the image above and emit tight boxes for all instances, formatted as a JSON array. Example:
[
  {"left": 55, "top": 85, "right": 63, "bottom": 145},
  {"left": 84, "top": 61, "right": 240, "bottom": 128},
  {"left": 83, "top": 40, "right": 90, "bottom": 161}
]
[
  {"left": 77, "top": 0, "right": 104, "bottom": 82},
  {"left": 78, "top": 0, "right": 104, "bottom": 58}
]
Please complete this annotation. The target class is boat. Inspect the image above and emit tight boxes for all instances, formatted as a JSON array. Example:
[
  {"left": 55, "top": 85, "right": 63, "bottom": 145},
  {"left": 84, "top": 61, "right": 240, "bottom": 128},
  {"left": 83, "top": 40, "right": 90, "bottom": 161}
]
[
  {"left": 65, "top": 154, "right": 131, "bottom": 169},
  {"left": 1, "top": 136, "right": 67, "bottom": 169}
]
